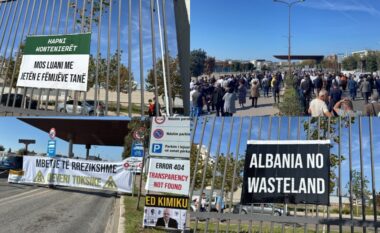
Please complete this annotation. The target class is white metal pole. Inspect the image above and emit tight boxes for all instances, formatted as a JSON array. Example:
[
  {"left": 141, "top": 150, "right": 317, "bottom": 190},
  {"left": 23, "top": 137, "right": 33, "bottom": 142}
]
[{"left": 156, "top": 0, "right": 170, "bottom": 116}]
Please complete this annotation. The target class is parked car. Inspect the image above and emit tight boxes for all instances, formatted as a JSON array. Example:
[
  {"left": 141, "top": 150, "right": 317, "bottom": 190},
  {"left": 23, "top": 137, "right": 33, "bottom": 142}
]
[
  {"left": 190, "top": 195, "right": 225, "bottom": 212},
  {"left": 0, "top": 94, "right": 37, "bottom": 109},
  {"left": 57, "top": 100, "right": 96, "bottom": 115},
  {"left": 232, "top": 203, "right": 287, "bottom": 216},
  {"left": 0, "top": 155, "right": 23, "bottom": 171}
]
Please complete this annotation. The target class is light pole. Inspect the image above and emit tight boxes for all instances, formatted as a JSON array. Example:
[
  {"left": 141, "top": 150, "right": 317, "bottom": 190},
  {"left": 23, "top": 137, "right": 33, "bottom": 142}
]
[{"left": 274, "top": 0, "right": 305, "bottom": 79}]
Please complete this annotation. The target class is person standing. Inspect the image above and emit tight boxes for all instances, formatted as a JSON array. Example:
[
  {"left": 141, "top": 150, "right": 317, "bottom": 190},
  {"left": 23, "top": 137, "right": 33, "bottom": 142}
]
[
  {"left": 250, "top": 80, "right": 260, "bottom": 108},
  {"left": 261, "top": 75, "right": 270, "bottom": 97},
  {"left": 223, "top": 88, "right": 236, "bottom": 116},
  {"left": 348, "top": 77, "right": 358, "bottom": 100},
  {"left": 308, "top": 90, "right": 333, "bottom": 117},
  {"left": 271, "top": 75, "right": 280, "bottom": 103},
  {"left": 237, "top": 79, "right": 247, "bottom": 108},
  {"left": 364, "top": 93, "right": 380, "bottom": 116},
  {"left": 328, "top": 83, "right": 342, "bottom": 114},
  {"left": 359, "top": 78, "right": 371, "bottom": 104},
  {"left": 212, "top": 83, "right": 225, "bottom": 117}
]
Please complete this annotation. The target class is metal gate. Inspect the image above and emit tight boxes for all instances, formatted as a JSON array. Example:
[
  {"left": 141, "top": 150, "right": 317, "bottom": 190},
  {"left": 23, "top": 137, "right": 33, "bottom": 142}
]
[
  {"left": 190, "top": 116, "right": 380, "bottom": 233},
  {"left": 0, "top": 0, "right": 189, "bottom": 117}
]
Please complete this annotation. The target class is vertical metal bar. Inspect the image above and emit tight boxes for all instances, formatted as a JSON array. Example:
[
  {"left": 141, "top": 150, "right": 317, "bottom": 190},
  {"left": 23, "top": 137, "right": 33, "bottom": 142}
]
[
  {"left": 0, "top": 2, "right": 9, "bottom": 48},
  {"left": 316, "top": 117, "right": 321, "bottom": 233},
  {"left": 327, "top": 117, "right": 331, "bottom": 233},
  {"left": 205, "top": 118, "right": 225, "bottom": 232},
  {"left": 348, "top": 117, "right": 354, "bottom": 233},
  {"left": 293, "top": 116, "right": 301, "bottom": 233},
  {"left": 216, "top": 117, "right": 235, "bottom": 233},
  {"left": 226, "top": 117, "right": 244, "bottom": 233},
  {"left": 189, "top": 117, "right": 207, "bottom": 200},
  {"left": 28, "top": 0, "right": 43, "bottom": 110},
  {"left": 36, "top": 0, "right": 51, "bottom": 110},
  {"left": 116, "top": 0, "right": 121, "bottom": 115},
  {"left": 0, "top": 0, "right": 13, "bottom": 59},
  {"left": 304, "top": 117, "right": 311, "bottom": 233},
  {"left": 0, "top": 3, "right": 6, "bottom": 34},
  {"left": 71, "top": 0, "right": 78, "bottom": 114},
  {"left": 139, "top": 0, "right": 144, "bottom": 116},
  {"left": 44, "top": 0, "right": 59, "bottom": 111},
  {"left": 237, "top": 117, "right": 252, "bottom": 233},
  {"left": 94, "top": 0, "right": 103, "bottom": 115},
  {"left": 62, "top": 0, "right": 73, "bottom": 112},
  {"left": 127, "top": 0, "right": 132, "bottom": 117},
  {"left": 150, "top": 0, "right": 159, "bottom": 117},
  {"left": 259, "top": 116, "right": 266, "bottom": 233},
  {"left": 195, "top": 117, "right": 216, "bottom": 229},
  {"left": 270, "top": 117, "right": 281, "bottom": 233},
  {"left": 3, "top": 0, "right": 25, "bottom": 106},
  {"left": 54, "top": 0, "right": 66, "bottom": 112},
  {"left": 0, "top": 0, "right": 19, "bottom": 98},
  {"left": 105, "top": 0, "right": 111, "bottom": 116},
  {"left": 359, "top": 117, "right": 367, "bottom": 233},
  {"left": 161, "top": 0, "right": 173, "bottom": 114},
  {"left": 369, "top": 117, "right": 378, "bottom": 233},
  {"left": 8, "top": 0, "right": 32, "bottom": 108},
  {"left": 338, "top": 117, "right": 343, "bottom": 233}
]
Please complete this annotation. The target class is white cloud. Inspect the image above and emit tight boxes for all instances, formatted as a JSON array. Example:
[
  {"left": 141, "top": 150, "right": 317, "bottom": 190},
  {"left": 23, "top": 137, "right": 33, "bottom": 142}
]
[{"left": 302, "top": 0, "right": 380, "bottom": 16}]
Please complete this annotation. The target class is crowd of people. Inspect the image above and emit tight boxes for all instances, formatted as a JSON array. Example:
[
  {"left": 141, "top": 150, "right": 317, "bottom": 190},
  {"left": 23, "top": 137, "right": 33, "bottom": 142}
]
[
  {"left": 190, "top": 70, "right": 380, "bottom": 117},
  {"left": 190, "top": 72, "right": 284, "bottom": 117}
]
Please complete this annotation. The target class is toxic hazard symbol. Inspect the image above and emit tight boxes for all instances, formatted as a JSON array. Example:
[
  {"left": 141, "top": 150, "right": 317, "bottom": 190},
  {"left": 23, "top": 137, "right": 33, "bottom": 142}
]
[
  {"left": 33, "top": 171, "right": 45, "bottom": 183},
  {"left": 103, "top": 176, "right": 117, "bottom": 190}
]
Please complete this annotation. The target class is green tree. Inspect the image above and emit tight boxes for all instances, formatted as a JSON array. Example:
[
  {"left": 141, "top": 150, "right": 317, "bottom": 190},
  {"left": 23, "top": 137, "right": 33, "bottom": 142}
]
[
  {"left": 278, "top": 77, "right": 304, "bottom": 116},
  {"left": 74, "top": 0, "right": 112, "bottom": 32},
  {"left": 122, "top": 118, "right": 150, "bottom": 159},
  {"left": 303, "top": 117, "right": 349, "bottom": 194},
  {"left": 213, "top": 154, "right": 245, "bottom": 195},
  {"left": 366, "top": 53, "right": 378, "bottom": 72},
  {"left": 231, "top": 61, "right": 242, "bottom": 72},
  {"left": 190, "top": 49, "right": 207, "bottom": 77},
  {"left": 342, "top": 55, "right": 359, "bottom": 70},
  {"left": 190, "top": 144, "right": 213, "bottom": 190},
  {"left": 204, "top": 56, "right": 216, "bottom": 76},
  {"left": 0, "top": 145, "right": 5, "bottom": 151},
  {"left": 345, "top": 169, "right": 370, "bottom": 216},
  {"left": 146, "top": 55, "right": 182, "bottom": 103}
]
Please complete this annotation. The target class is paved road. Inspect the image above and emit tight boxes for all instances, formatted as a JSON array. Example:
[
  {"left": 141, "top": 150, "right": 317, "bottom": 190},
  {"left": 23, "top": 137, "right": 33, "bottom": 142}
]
[{"left": 0, "top": 177, "right": 117, "bottom": 233}]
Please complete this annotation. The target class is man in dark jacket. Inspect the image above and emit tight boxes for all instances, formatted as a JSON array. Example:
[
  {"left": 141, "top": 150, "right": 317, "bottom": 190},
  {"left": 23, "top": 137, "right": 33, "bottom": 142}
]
[
  {"left": 212, "top": 83, "right": 225, "bottom": 116},
  {"left": 155, "top": 208, "right": 178, "bottom": 229}
]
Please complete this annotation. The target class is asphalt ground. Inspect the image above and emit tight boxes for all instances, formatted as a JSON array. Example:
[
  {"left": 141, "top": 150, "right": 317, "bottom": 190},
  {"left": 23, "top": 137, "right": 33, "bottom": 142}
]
[{"left": 0, "top": 176, "right": 118, "bottom": 233}]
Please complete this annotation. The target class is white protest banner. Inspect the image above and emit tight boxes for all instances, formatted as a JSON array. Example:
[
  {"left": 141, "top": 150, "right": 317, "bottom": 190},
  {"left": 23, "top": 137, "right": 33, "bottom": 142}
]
[
  {"left": 149, "top": 117, "right": 191, "bottom": 158},
  {"left": 16, "top": 33, "right": 91, "bottom": 91},
  {"left": 146, "top": 158, "right": 190, "bottom": 195},
  {"left": 9, "top": 156, "right": 133, "bottom": 193}
]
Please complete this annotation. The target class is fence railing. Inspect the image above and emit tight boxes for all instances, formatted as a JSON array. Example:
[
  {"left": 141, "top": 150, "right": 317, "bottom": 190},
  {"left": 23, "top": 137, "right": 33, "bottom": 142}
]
[
  {"left": 0, "top": 0, "right": 189, "bottom": 117},
  {"left": 189, "top": 116, "right": 380, "bottom": 233}
]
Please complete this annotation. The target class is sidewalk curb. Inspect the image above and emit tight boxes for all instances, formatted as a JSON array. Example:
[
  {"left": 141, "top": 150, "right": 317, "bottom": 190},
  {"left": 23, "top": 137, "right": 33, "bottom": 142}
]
[{"left": 118, "top": 195, "right": 125, "bottom": 233}]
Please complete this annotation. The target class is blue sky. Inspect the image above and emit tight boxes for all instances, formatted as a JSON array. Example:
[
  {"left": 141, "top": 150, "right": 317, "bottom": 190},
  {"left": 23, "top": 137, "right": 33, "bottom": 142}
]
[
  {"left": 191, "top": 0, "right": 380, "bottom": 61},
  {"left": 0, "top": 0, "right": 178, "bottom": 88},
  {"left": 0, "top": 117, "right": 130, "bottom": 161},
  {"left": 192, "top": 117, "right": 380, "bottom": 195}
]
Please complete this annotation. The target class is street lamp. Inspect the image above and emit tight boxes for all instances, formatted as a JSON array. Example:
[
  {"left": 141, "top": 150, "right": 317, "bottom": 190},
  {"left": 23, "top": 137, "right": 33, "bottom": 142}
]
[{"left": 274, "top": 0, "right": 305, "bottom": 79}]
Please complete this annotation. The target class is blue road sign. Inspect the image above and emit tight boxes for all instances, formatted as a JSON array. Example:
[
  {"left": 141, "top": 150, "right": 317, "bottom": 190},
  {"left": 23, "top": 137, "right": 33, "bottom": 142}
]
[
  {"left": 47, "top": 140, "right": 56, "bottom": 157},
  {"left": 151, "top": 143, "right": 163, "bottom": 154},
  {"left": 131, "top": 141, "right": 144, "bottom": 157}
]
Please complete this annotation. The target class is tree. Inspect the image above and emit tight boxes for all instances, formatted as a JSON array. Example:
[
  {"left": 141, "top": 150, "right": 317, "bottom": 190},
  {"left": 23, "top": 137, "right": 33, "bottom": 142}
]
[
  {"left": 366, "top": 53, "right": 378, "bottom": 72},
  {"left": 278, "top": 78, "right": 304, "bottom": 115},
  {"left": 342, "top": 55, "right": 359, "bottom": 70},
  {"left": 204, "top": 56, "right": 216, "bottom": 76},
  {"left": 190, "top": 49, "right": 207, "bottom": 77},
  {"left": 345, "top": 169, "right": 370, "bottom": 216},
  {"left": 190, "top": 144, "right": 213, "bottom": 190},
  {"left": 146, "top": 55, "right": 182, "bottom": 103},
  {"left": 87, "top": 50, "right": 134, "bottom": 92},
  {"left": 303, "top": 118, "right": 349, "bottom": 194},
  {"left": 213, "top": 153, "right": 244, "bottom": 195},
  {"left": 0, "top": 145, "right": 4, "bottom": 151},
  {"left": 231, "top": 61, "right": 242, "bottom": 72},
  {"left": 74, "top": 0, "right": 112, "bottom": 32},
  {"left": 122, "top": 118, "right": 150, "bottom": 159}
]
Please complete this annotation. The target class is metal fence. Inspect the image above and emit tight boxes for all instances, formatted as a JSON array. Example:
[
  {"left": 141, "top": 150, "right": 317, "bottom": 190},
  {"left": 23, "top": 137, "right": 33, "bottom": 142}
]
[
  {"left": 189, "top": 116, "right": 380, "bottom": 233},
  {"left": 0, "top": 0, "right": 189, "bottom": 117}
]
